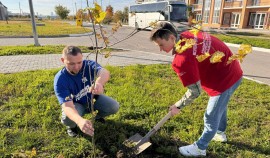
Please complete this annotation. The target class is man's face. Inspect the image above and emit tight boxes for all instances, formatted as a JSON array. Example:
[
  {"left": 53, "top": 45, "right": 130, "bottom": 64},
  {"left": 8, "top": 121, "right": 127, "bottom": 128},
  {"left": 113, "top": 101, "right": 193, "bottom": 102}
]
[
  {"left": 154, "top": 36, "right": 175, "bottom": 53},
  {"left": 61, "top": 53, "right": 83, "bottom": 75}
]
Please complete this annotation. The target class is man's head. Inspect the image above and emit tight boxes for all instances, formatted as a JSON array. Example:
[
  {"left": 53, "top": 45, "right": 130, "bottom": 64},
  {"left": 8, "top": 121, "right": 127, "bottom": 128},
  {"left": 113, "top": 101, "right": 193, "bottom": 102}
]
[
  {"left": 150, "top": 21, "right": 177, "bottom": 53},
  {"left": 61, "top": 46, "right": 83, "bottom": 75}
]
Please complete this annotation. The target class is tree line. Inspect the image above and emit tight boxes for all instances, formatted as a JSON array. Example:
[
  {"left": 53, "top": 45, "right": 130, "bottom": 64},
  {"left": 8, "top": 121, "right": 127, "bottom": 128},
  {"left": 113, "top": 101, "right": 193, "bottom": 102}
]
[{"left": 55, "top": 4, "right": 129, "bottom": 24}]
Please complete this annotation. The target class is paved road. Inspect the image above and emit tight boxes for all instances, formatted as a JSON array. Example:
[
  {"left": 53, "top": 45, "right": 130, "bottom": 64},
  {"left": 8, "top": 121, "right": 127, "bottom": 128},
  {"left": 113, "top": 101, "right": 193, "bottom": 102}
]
[{"left": 0, "top": 25, "right": 269, "bottom": 86}]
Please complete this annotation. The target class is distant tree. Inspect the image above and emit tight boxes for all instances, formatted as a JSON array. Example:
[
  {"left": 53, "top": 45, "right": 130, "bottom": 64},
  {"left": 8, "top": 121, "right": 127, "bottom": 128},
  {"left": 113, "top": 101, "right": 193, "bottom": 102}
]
[
  {"left": 113, "top": 10, "right": 123, "bottom": 23},
  {"left": 113, "top": 6, "right": 129, "bottom": 24},
  {"left": 103, "top": 5, "right": 114, "bottom": 24},
  {"left": 123, "top": 7, "right": 129, "bottom": 24},
  {"left": 55, "top": 5, "right": 70, "bottom": 19}
]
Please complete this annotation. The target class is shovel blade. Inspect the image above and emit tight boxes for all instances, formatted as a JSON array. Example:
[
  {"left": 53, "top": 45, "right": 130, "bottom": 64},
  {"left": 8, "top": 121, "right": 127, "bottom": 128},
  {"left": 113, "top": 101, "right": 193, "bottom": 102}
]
[{"left": 123, "top": 133, "right": 152, "bottom": 155}]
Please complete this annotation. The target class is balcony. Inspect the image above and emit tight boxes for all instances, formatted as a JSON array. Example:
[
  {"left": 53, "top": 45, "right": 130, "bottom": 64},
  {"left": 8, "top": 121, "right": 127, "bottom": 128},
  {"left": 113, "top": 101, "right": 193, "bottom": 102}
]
[
  {"left": 193, "top": 4, "right": 203, "bottom": 11},
  {"left": 224, "top": 1, "right": 243, "bottom": 8},
  {"left": 247, "top": 0, "right": 270, "bottom": 7}
]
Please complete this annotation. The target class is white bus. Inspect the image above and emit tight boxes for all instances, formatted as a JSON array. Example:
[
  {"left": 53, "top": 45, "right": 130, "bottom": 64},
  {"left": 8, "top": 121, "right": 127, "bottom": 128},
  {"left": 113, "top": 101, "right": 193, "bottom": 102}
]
[{"left": 129, "top": 0, "right": 188, "bottom": 30}]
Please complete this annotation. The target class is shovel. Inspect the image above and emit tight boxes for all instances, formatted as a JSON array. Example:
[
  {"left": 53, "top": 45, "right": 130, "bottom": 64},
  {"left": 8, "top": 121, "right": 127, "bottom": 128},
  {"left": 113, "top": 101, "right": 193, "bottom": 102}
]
[{"left": 123, "top": 111, "right": 172, "bottom": 155}]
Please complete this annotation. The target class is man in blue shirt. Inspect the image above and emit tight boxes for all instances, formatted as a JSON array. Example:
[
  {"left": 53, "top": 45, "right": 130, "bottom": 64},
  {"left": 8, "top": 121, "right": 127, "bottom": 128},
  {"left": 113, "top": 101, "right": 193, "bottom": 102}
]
[{"left": 54, "top": 46, "right": 119, "bottom": 137}]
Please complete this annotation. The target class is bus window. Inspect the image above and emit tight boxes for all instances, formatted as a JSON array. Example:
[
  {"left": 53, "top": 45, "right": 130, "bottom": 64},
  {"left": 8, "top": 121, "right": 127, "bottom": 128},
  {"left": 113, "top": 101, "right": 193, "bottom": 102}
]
[{"left": 170, "top": 4, "right": 187, "bottom": 22}]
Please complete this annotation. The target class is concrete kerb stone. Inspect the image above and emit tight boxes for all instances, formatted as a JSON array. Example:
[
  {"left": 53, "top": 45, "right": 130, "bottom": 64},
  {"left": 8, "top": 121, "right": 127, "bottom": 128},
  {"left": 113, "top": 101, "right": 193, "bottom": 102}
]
[
  {"left": 225, "top": 43, "right": 270, "bottom": 54},
  {"left": 0, "top": 32, "right": 93, "bottom": 39},
  {"left": 0, "top": 50, "right": 173, "bottom": 74}
]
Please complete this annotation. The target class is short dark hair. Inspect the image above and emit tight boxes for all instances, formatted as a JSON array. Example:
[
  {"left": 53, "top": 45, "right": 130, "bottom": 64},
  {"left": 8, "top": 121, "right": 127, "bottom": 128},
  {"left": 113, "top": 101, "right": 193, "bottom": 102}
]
[
  {"left": 150, "top": 21, "right": 177, "bottom": 41},
  {"left": 62, "top": 46, "right": 82, "bottom": 57}
]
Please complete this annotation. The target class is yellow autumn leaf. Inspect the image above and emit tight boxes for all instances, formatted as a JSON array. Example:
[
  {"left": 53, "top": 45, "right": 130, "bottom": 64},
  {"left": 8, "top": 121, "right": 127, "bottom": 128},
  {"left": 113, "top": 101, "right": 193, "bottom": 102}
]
[
  {"left": 177, "top": 44, "right": 190, "bottom": 54},
  {"left": 189, "top": 28, "right": 200, "bottom": 36},
  {"left": 104, "top": 52, "right": 111, "bottom": 58},
  {"left": 237, "top": 55, "right": 245, "bottom": 63},
  {"left": 196, "top": 52, "right": 210, "bottom": 62},
  {"left": 112, "top": 21, "right": 122, "bottom": 33},
  {"left": 95, "top": 11, "right": 106, "bottom": 23},
  {"left": 31, "top": 147, "right": 37, "bottom": 157},
  {"left": 226, "top": 54, "right": 239, "bottom": 65},
  {"left": 92, "top": 110, "right": 98, "bottom": 117},
  {"left": 174, "top": 39, "right": 183, "bottom": 53},
  {"left": 96, "top": 33, "right": 102, "bottom": 39},
  {"left": 149, "top": 20, "right": 158, "bottom": 28},
  {"left": 175, "top": 38, "right": 195, "bottom": 54},
  {"left": 191, "top": 19, "right": 203, "bottom": 25},
  {"left": 104, "top": 37, "right": 110, "bottom": 45},
  {"left": 90, "top": 3, "right": 106, "bottom": 24},
  {"left": 94, "top": 2, "right": 102, "bottom": 13},
  {"left": 238, "top": 44, "right": 252, "bottom": 56},
  {"left": 185, "top": 38, "right": 196, "bottom": 48},
  {"left": 191, "top": 19, "right": 197, "bottom": 24},
  {"left": 210, "top": 51, "right": 225, "bottom": 63},
  {"left": 196, "top": 24, "right": 202, "bottom": 31}
]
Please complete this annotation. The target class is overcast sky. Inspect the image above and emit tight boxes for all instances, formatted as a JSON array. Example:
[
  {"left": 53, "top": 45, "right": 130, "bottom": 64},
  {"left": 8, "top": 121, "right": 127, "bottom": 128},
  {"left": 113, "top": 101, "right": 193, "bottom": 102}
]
[{"left": 1, "top": 0, "right": 135, "bottom": 16}]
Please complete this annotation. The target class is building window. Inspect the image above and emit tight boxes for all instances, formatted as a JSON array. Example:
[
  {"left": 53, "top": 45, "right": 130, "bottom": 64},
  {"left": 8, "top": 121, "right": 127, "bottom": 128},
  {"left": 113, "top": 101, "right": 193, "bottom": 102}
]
[
  {"left": 212, "top": 0, "right": 221, "bottom": 24},
  {"left": 252, "top": 0, "right": 259, "bottom": 6},
  {"left": 196, "top": 14, "right": 202, "bottom": 21},
  {"left": 212, "top": 11, "right": 220, "bottom": 24},
  {"left": 223, "top": 12, "right": 231, "bottom": 25},
  {"left": 203, "top": 0, "right": 211, "bottom": 23},
  {"left": 231, "top": 13, "right": 241, "bottom": 28},
  {"left": 249, "top": 13, "right": 256, "bottom": 26},
  {"left": 249, "top": 13, "right": 266, "bottom": 29},
  {"left": 203, "top": 10, "right": 210, "bottom": 23},
  {"left": 195, "top": 0, "right": 203, "bottom": 4}
]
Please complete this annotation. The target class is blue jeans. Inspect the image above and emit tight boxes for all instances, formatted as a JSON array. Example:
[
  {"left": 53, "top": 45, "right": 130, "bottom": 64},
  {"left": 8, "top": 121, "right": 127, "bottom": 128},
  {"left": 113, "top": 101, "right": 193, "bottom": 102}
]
[
  {"left": 61, "top": 94, "right": 119, "bottom": 128},
  {"left": 196, "top": 78, "right": 242, "bottom": 150}
]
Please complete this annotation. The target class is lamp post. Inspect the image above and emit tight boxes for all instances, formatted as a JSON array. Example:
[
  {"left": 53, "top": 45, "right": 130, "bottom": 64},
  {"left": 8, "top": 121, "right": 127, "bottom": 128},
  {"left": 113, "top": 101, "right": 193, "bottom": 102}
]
[{"left": 28, "top": 0, "right": 40, "bottom": 46}]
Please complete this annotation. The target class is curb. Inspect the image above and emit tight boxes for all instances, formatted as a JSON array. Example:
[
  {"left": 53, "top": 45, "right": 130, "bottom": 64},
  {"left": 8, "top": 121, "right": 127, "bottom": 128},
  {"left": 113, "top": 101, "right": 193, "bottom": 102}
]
[
  {"left": 225, "top": 43, "right": 270, "bottom": 54},
  {"left": 0, "top": 32, "right": 93, "bottom": 38}
]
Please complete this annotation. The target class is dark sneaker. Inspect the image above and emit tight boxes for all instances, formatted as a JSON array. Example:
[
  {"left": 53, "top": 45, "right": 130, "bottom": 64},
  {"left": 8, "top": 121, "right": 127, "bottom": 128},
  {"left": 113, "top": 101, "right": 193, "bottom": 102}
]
[
  {"left": 95, "top": 117, "right": 106, "bottom": 124},
  {"left": 67, "top": 127, "right": 78, "bottom": 137}
]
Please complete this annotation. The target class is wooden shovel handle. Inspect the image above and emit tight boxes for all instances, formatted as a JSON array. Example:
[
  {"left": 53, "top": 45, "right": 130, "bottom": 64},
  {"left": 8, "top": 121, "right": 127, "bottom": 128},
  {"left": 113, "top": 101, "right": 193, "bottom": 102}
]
[
  {"left": 136, "top": 111, "right": 172, "bottom": 146},
  {"left": 153, "top": 111, "right": 172, "bottom": 131}
]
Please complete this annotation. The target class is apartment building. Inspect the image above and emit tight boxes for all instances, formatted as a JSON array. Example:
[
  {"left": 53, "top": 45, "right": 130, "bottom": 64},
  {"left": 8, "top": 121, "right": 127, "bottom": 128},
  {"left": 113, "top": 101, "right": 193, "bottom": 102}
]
[{"left": 189, "top": 0, "right": 270, "bottom": 29}]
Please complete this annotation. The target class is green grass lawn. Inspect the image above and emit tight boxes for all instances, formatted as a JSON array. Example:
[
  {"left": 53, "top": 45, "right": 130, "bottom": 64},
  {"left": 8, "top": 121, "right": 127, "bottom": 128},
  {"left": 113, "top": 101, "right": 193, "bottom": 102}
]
[
  {"left": 212, "top": 33, "right": 270, "bottom": 49},
  {"left": 0, "top": 20, "right": 91, "bottom": 36},
  {"left": 0, "top": 45, "right": 91, "bottom": 56},
  {"left": 0, "top": 64, "right": 269, "bottom": 157}
]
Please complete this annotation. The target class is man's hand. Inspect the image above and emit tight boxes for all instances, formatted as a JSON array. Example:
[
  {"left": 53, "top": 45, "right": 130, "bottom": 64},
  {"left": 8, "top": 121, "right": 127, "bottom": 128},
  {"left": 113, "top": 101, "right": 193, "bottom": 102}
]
[
  {"left": 89, "top": 83, "right": 104, "bottom": 95},
  {"left": 169, "top": 105, "right": 180, "bottom": 116},
  {"left": 77, "top": 118, "right": 94, "bottom": 136}
]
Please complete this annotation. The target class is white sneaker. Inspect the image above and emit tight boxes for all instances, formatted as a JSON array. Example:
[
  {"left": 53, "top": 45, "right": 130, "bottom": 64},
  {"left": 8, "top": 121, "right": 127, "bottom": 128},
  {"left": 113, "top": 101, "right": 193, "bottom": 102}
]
[
  {"left": 179, "top": 143, "right": 206, "bottom": 157},
  {"left": 212, "top": 131, "right": 227, "bottom": 142}
]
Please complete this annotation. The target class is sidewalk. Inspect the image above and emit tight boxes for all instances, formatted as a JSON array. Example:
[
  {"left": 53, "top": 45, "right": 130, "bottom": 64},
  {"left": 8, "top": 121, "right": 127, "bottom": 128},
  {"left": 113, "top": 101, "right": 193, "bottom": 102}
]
[{"left": 0, "top": 50, "right": 173, "bottom": 74}]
